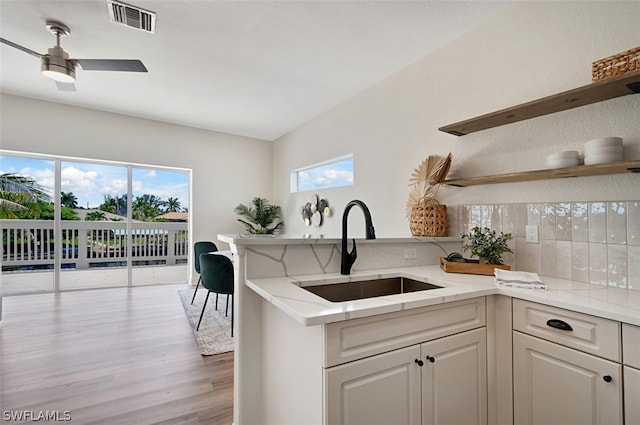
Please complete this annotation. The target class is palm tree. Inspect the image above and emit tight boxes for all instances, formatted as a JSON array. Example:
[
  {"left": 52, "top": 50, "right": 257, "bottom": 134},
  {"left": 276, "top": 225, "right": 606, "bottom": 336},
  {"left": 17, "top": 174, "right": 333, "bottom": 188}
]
[
  {"left": 142, "top": 194, "right": 166, "bottom": 210},
  {"left": 114, "top": 194, "right": 128, "bottom": 216},
  {"left": 0, "top": 173, "right": 50, "bottom": 199},
  {"left": 234, "top": 197, "right": 283, "bottom": 234},
  {"left": 0, "top": 173, "right": 52, "bottom": 218},
  {"left": 166, "top": 197, "right": 181, "bottom": 212},
  {"left": 100, "top": 194, "right": 127, "bottom": 216},
  {"left": 85, "top": 210, "right": 107, "bottom": 221},
  {"left": 61, "top": 191, "right": 78, "bottom": 209},
  {"left": 131, "top": 194, "right": 169, "bottom": 221},
  {"left": 0, "top": 192, "right": 30, "bottom": 218}
]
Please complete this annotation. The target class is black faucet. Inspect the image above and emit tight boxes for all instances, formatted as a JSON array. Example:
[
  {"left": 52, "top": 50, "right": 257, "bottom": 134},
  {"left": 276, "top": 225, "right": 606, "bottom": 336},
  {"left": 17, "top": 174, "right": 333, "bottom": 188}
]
[{"left": 341, "top": 200, "right": 376, "bottom": 275}]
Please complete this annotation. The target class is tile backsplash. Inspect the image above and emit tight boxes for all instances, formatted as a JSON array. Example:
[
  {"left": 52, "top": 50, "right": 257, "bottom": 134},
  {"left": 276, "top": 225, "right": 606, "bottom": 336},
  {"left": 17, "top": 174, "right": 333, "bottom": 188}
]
[{"left": 455, "top": 201, "right": 640, "bottom": 290}]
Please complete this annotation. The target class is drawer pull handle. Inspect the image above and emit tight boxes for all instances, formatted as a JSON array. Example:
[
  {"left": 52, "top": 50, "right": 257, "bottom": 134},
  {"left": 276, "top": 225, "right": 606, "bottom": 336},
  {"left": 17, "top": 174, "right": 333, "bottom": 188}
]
[
  {"left": 426, "top": 355, "right": 436, "bottom": 363},
  {"left": 415, "top": 359, "right": 424, "bottom": 367},
  {"left": 603, "top": 375, "right": 613, "bottom": 383},
  {"left": 546, "top": 319, "right": 573, "bottom": 331}
]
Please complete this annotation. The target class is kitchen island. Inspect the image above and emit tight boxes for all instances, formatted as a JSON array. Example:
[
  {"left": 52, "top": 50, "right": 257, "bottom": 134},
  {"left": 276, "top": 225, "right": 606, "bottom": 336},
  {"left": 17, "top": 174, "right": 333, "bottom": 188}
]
[{"left": 218, "top": 234, "right": 640, "bottom": 425}]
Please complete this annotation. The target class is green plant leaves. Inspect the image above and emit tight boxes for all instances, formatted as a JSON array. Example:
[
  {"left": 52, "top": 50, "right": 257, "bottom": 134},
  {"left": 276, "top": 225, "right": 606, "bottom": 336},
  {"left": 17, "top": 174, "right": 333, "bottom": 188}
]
[
  {"left": 460, "top": 226, "right": 513, "bottom": 264},
  {"left": 234, "top": 197, "right": 283, "bottom": 235}
]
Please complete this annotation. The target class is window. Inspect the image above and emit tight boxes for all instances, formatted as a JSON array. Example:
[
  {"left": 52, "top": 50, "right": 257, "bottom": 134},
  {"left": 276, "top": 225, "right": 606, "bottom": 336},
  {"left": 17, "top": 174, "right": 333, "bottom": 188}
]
[
  {"left": 1, "top": 150, "right": 190, "bottom": 294},
  {"left": 290, "top": 154, "right": 353, "bottom": 193}
]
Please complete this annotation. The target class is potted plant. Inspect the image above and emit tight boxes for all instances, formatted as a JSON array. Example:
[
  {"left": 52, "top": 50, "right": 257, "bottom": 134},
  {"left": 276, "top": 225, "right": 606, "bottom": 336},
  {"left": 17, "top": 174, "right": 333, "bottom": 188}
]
[
  {"left": 460, "top": 226, "right": 513, "bottom": 264},
  {"left": 234, "top": 197, "right": 284, "bottom": 235},
  {"left": 406, "top": 153, "right": 452, "bottom": 236}
]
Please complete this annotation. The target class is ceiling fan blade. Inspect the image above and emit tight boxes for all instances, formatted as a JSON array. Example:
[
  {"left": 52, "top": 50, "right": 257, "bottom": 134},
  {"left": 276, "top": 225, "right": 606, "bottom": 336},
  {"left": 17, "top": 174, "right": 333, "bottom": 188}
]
[
  {"left": 0, "top": 37, "right": 44, "bottom": 58},
  {"left": 55, "top": 81, "right": 77, "bottom": 92},
  {"left": 76, "top": 59, "right": 147, "bottom": 72}
]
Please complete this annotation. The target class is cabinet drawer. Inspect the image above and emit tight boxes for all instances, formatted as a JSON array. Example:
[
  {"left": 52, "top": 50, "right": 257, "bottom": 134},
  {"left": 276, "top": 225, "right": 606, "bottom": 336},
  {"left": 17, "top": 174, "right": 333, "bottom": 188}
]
[
  {"left": 513, "top": 299, "right": 620, "bottom": 361},
  {"left": 623, "top": 323, "right": 640, "bottom": 368},
  {"left": 324, "top": 297, "right": 485, "bottom": 367}
]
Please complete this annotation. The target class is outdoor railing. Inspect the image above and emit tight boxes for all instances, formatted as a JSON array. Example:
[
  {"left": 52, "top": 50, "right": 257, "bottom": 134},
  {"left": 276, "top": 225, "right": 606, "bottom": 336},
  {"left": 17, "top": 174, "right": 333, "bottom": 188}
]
[{"left": 1, "top": 219, "right": 189, "bottom": 271}]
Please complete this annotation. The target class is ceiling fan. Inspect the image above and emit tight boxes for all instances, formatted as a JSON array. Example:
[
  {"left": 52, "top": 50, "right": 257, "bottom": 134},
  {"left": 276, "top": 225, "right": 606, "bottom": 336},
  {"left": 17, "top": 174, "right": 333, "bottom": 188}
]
[{"left": 0, "top": 19, "right": 148, "bottom": 91}]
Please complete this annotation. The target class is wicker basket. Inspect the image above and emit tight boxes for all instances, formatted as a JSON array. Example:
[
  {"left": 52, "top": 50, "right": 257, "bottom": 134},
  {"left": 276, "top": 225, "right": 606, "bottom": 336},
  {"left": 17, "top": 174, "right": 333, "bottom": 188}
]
[
  {"left": 592, "top": 46, "right": 640, "bottom": 82},
  {"left": 409, "top": 200, "right": 448, "bottom": 237}
]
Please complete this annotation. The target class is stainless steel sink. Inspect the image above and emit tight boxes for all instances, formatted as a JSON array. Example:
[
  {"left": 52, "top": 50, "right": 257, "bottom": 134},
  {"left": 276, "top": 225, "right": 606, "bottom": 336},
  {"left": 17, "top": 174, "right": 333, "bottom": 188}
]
[{"left": 301, "top": 277, "right": 442, "bottom": 302}]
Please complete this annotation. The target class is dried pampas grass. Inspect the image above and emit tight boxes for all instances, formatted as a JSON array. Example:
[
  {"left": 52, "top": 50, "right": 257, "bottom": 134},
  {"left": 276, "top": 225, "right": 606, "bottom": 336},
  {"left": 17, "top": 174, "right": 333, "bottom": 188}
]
[{"left": 405, "top": 153, "right": 452, "bottom": 218}]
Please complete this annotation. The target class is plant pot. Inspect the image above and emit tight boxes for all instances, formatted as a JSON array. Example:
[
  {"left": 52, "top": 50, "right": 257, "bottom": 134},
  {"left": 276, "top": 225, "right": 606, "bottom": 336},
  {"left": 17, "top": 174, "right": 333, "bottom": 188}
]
[{"left": 409, "top": 201, "right": 448, "bottom": 237}]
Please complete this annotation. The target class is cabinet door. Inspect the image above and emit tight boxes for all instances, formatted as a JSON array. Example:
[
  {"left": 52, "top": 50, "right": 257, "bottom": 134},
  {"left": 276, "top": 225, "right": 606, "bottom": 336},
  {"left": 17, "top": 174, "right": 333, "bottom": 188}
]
[
  {"left": 325, "top": 345, "right": 421, "bottom": 425},
  {"left": 625, "top": 366, "right": 640, "bottom": 425},
  {"left": 513, "top": 331, "right": 622, "bottom": 425},
  {"left": 421, "top": 328, "right": 487, "bottom": 425}
]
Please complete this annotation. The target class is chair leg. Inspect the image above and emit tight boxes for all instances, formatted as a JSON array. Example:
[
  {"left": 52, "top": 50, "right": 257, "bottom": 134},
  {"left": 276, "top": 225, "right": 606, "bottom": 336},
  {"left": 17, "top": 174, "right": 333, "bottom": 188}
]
[
  {"left": 196, "top": 291, "right": 211, "bottom": 331},
  {"left": 225, "top": 294, "right": 230, "bottom": 317},
  {"left": 231, "top": 294, "right": 234, "bottom": 338},
  {"left": 190, "top": 276, "right": 201, "bottom": 305},
  {"left": 215, "top": 293, "right": 219, "bottom": 310}
]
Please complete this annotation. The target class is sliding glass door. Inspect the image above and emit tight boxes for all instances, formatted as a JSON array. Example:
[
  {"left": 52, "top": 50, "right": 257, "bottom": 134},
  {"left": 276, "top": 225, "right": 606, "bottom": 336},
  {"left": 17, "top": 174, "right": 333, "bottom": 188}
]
[
  {"left": 1, "top": 151, "right": 190, "bottom": 295},
  {"left": 0, "top": 155, "right": 55, "bottom": 294},
  {"left": 131, "top": 166, "right": 189, "bottom": 286},
  {"left": 59, "top": 160, "right": 129, "bottom": 291}
]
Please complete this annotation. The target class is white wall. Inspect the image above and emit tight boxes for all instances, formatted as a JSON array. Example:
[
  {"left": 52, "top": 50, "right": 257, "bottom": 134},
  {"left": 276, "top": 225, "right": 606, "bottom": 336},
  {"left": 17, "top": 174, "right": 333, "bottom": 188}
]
[
  {"left": 273, "top": 1, "right": 640, "bottom": 238},
  {"left": 0, "top": 94, "right": 273, "bottom": 252},
  {"left": 2, "top": 2, "right": 638, "bottom": 245}
]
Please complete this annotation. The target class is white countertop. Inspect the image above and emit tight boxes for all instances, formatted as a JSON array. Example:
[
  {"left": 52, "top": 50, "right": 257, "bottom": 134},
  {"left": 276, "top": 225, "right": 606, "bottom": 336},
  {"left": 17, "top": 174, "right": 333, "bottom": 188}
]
[{"left": 246, "top": 265, "right": 640, "bottom": 327}]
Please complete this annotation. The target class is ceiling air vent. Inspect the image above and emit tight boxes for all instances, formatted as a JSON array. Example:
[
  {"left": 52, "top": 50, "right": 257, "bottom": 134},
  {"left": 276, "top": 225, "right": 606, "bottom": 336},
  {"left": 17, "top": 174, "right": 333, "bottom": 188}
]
[{"left": 107, "top": 0, "right": 156, "bottom": 33}]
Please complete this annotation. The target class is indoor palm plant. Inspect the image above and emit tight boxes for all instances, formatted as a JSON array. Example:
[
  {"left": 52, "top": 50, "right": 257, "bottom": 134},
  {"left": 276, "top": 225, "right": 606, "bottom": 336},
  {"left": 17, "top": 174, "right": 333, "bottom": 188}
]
[
  {"left": 406, "top": 153, "right": 452, "bottom": 236},
  {"left": 234, "top": 197, "right": 284, "bottom": 235},
  {"left": 460, "top": 226, "right": 513, "bottom": 264}
]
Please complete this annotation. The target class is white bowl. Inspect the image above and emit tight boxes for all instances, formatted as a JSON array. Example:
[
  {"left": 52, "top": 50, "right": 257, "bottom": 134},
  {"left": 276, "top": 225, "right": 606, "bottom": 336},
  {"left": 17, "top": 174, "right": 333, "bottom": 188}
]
[
  {"left": 546, "top": 157, "right": 581, "bottom": 169},
  {"left": 584, "top": 153, "right": 624, "bottom": 165},
  {"left": 585, "top": 145, "right": 623, "bottom": 155},
  {"left": 584, "top": 137, "right": 622, "bottom": 150},
  {"left": 546, "top": 150, "right": 579, "bottom": 161}
]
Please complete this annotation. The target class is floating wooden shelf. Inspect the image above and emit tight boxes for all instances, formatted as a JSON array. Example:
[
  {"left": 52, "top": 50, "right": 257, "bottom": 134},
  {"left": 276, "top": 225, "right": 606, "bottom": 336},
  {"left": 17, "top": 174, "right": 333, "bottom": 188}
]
[
  {"left": 439, "top": 70, "right": 640, "bottom": 136},
  {"left": 442, "top": 160, "right": 640, "bottom": 187}
]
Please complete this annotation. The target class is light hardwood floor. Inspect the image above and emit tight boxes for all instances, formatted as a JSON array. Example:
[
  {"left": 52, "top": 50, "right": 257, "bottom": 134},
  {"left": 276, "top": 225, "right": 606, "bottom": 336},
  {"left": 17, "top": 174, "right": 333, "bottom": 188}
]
[{"left": 0, "top": 284, "right": 233, "bottom": 424}]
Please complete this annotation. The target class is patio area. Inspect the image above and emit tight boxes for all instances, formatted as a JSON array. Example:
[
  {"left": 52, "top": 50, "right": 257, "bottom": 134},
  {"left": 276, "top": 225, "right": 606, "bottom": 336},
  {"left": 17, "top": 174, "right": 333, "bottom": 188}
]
[
  {"left": 1, "top": 264, "right": 189, "bottom": 295},
  {"left": 2, "top": 219, "right": 191, "bottom": 296}
]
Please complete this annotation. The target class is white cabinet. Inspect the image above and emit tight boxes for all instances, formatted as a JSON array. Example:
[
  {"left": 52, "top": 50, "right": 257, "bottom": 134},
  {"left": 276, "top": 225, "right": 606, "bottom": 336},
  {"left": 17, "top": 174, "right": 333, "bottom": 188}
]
[
  {"left": 624, "top": 366, "right": 640, "bottom": 425},
  {"left": 325, "top": 345, "right": 422, "bottom": 425},
  {"left": 512, "top": 299, "right": 623, "bottom": 425},
  {"left": 421, "top": 328, "right": 487, "bottom": 425},
  {"left": 324, "top": 298, "right": 487, "bottom": 425},
  {"left": 623, "top": 324, "right": 640, "bottom": 425},
  {"left": 325, "top": 328, "right": 486, "bottom": 425},
  {"left": 513, "top": 332, "right": 622, "bottom": 425}
]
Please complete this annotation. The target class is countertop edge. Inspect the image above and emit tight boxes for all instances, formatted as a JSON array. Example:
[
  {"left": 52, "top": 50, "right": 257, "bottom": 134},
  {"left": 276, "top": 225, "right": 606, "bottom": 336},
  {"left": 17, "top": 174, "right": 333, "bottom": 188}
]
[{"left": 245, "top": 266, "right": 640, "bottom": 327}]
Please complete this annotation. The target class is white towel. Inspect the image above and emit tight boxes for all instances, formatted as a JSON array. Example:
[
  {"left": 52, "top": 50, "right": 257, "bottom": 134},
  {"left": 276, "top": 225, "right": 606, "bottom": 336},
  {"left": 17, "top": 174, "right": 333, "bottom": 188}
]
[{"left": 494, "top": 269, "right": 546, "bottom": 289}]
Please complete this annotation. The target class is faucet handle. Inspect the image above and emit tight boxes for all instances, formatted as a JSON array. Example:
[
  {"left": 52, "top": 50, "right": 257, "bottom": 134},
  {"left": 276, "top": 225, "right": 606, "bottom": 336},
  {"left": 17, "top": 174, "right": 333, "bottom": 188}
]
[
  {"left": 349, "top": 238, "right": 357, "bottom": 258},
  {"left": 341, "top": 238, "right": 358, "bottom": 275}
]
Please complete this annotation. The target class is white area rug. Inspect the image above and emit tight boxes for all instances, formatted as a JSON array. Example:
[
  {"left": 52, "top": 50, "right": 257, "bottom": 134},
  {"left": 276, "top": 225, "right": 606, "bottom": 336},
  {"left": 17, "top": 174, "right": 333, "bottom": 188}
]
[{"left": 178, "top": 289, "right": 234, "bottom": 356}]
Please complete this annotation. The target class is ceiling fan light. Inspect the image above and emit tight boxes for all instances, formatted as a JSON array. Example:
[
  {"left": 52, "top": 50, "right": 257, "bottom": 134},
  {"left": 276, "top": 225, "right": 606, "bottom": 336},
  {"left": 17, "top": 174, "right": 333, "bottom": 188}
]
[
  {"left": 42, "top": 67, "right": 75, "bottom": 83},
  {"left": 41, "top": 50, "right": 75, "bottom": 83}
]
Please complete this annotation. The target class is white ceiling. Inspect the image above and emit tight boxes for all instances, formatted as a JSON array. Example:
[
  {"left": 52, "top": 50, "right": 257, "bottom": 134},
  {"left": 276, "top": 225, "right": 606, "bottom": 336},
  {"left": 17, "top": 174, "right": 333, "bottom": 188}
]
[{"left": 0, "top": 1, "right": 512, "bottom": 141}]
